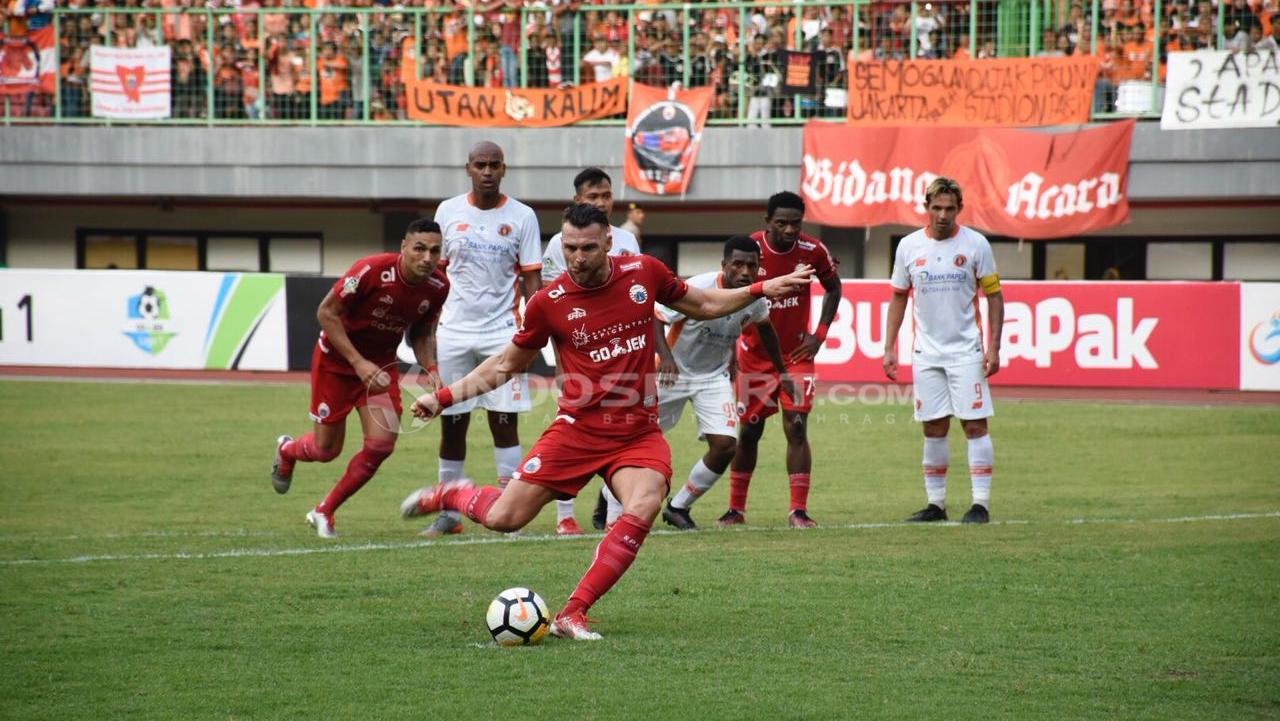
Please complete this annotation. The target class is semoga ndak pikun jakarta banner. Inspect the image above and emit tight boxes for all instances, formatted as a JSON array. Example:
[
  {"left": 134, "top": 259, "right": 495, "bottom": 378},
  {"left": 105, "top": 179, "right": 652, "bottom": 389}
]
[{"left": 800, "top": 119, "right": 1134, "bottom": 239}]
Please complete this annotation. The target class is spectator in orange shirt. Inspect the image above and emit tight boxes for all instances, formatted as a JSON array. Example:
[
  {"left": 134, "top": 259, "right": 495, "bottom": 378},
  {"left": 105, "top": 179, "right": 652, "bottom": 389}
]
[
  {"left": 318, "top": 40, "right": 350, "bottom": 119},
  {"left": 953, "top": 33, "right": 973, "bottom": 59},
  {"left": 1256, "top": 18, "right": 1280, "bottom": 49},
  {"left": 1119, "top": 23, "right": 1152, "bottom": 82},
  {"left": 443, "top": 10, "right": 467, "bottom": 62}
]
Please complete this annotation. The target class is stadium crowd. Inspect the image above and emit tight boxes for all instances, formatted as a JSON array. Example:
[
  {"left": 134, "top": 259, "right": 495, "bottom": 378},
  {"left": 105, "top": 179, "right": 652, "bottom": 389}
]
[{"left": 5, "top": 0, "right": 1278, "bottom": 119}]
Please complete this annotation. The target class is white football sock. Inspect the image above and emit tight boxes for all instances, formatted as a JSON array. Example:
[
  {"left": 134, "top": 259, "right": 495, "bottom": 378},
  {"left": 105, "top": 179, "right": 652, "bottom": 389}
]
[
  {"left": 555, "top": 499, "right": 576, "bottom": 521},
  {"left": 494, "top": 445, "right": 523, "bottom": 489},
  {"left": 968, "top": 434, "right": 993, "bottom": 508},
  {"left": 602, "top": 483, "right": 623, "bottom": 524},
  {"left": 670, "top": 459, "right": 721, "bottom": 509},
  {"left": 438, "top": 458, "right": 466, "bottom": 523},
  {"left": 922, "top": 437, "right": 949, "bottom": 509}
]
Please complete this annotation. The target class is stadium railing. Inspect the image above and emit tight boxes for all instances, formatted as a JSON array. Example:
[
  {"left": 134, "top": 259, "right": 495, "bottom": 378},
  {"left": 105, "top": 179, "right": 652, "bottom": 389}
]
[{"left": 0, "top": 0, "right": 1240, "bottom": 126}]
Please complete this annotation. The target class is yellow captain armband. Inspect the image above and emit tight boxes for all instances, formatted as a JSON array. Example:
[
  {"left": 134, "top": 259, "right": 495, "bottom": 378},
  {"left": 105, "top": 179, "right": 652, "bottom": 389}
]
[{"left": 979, "top": 274, "right": 1001, "bottom": 295}]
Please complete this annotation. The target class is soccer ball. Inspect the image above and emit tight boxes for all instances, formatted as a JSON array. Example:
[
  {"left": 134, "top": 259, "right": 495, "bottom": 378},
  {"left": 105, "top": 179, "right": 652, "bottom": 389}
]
[
  {"left": 485, "top": 587, "right": 550, "bottom": 647},
  {"left": 136, "top": 288, "right": 162, "bottom": 320}
]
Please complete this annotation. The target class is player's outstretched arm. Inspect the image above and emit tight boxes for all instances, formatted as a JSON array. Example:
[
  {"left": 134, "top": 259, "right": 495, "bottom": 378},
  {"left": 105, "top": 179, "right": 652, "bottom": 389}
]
[
  {"left": 411, "top": 342, "right": 540, "bottom": 421},
  {"left": 317, "top": 290, "right": 390, "bottom": 392},
  {"left": 882, "top": 290, "right": 909, "bottom": 381},
  {"left": 671, "top": 264, "right": 815, "bottom": 320}
]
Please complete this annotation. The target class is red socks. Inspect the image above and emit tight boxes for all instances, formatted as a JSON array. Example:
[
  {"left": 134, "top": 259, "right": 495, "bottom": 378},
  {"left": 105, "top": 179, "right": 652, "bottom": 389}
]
[
  {"left": 561, "top": 513, "right": 651, "bottom": 617},
  {"left": 315, "top": 438, "right": 394, "bottom": 514},
  {"left": 788, "top": 473, "right": 811, "bottom": 512},
  {"left": 728, "top": 471, "right": 752, "bottom": 512},
  {"left": 441, "top": 485, "right": 502, "bottom": 526},
  {"left": 283, "top": 432, "right": 341, "bottom": 463}
]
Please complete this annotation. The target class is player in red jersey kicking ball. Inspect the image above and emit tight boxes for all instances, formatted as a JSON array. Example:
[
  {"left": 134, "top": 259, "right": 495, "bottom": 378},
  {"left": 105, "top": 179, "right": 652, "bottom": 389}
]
[
  {"left": 400, "top": 204, "right": 813, "bottom": 640},
  {"left": 271, "top": 219, "right": 449, "bottom": 539},
  {"left": 722, "top": 191, "right": 843, "bottom": 529}
]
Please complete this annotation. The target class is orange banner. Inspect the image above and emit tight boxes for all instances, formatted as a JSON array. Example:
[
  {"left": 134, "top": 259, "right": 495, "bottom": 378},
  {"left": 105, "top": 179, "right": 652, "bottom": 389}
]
[
  {"left": 800, "top": 120, "right": 1134, "bottom": 239},
  {"left": 405, "top": 77, "right": 626, "bottom": 127},
  {"left": 623, "top": 83, "right": 713, "bottom": 196},
  {"left": 846, "top": 56, "right": 1098, "bottom": 127}
]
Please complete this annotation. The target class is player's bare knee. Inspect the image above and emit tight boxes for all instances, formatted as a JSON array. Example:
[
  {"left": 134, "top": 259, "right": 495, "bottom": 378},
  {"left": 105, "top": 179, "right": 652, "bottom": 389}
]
[
  {"left": 623, "top": 490, "right": 663, "bottom": 521},
  {"left": 706, "top": 437, "right": 737, "bottom": 467},
  {"left": 314, "top": 440, "right": 343, "bottom": 461},
  {"left": 489, "top": 416, "right": 520, "bottom": 447},
  {"left": 783, "top": 416, "right": 808, "bottom": 444},
  {"left": 961, "top": 420, "right": 989, "bottom": 439},
  {"left": 923, "top": 417, "right": 950, "bottom": 438},
  {"left": 738, "top": 422, "right": 765, "bottom": 445}
]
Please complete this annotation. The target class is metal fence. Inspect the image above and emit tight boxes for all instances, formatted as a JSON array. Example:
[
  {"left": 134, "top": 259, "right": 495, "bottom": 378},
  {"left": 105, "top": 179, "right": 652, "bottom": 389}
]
[{"left": 0, "top": 0, "right": 1253, "bottom": 125}]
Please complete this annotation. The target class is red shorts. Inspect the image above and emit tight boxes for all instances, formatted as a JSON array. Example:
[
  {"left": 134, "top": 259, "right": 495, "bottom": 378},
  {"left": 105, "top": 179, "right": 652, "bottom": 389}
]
[
  {"left": 734, "top": 352, "right": 816, "bottom": 423},
  {"left": 309, "top": 345, "right": 402, "bottom": 425},
  {"left": 511, "top": 420, "right": 673, "bottom": 499}
]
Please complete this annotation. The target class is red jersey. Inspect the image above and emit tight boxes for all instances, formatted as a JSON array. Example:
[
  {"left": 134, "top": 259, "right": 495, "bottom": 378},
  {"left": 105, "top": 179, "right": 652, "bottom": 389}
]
[
  {"left": 514, "top": 255, "right": 688, "bottom": 438},
  {"left": 738, "top": 230, "right": 838, "bottom": 359},
  {"left": 318, "top": 253, "right": 450, "bottom": 374}
]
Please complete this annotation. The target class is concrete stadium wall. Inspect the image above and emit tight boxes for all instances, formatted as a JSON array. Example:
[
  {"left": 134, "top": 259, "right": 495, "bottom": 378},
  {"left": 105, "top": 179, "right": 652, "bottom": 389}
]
[{"left": 2, "top": 123, "right": 1278, "bottom": 202}]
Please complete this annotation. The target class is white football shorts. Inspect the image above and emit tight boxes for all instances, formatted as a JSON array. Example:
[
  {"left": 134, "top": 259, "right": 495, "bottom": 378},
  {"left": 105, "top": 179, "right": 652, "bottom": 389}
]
[
  {"left": 436, "top": 326, "right": 531, "bottom": 415},
  {"left": 657, "top": 373, "right": 738, "bottom": 438},
  {"left": 912, "top": 362, "right": 994, "bottom": 422}
]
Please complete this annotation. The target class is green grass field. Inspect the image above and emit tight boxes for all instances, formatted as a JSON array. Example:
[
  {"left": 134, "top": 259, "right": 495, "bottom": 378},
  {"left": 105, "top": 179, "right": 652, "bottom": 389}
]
[{"left": 1, "top": 379, "right": 1277, "bottom": 721}]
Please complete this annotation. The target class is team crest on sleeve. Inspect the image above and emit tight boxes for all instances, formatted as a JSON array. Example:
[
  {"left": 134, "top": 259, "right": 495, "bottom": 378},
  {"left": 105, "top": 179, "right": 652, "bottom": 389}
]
[
  {"left": 629, "top": 284, "right": 648, "bottom": 304},
  {"left": 418, "top": 300, "right": 432, "bottom": 314},
  {"left": 318, "top": 402, "right": 330, "bottom": 419},
  {"left": 522, "top": 456, "right": 542, "bottom": 474},
  {"left": 954, "top": 255, "right": 968, "bottom": 267},
  {"left": 340, "top": 276, "right": 359, "bottom": 297}
]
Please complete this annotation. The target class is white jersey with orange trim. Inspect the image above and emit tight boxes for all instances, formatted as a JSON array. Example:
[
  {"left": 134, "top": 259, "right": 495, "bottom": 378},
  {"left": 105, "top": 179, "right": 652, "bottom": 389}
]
[
  {"left": 540, "top": 224, "right": 639, "bottom": 282},
  {"left": 890, "top": 224, "right": 999, "bottom": 367},
  {"left": 657, "top": 271, "right": 768, "bottom": 379},
  {"left": 435, "top": 192, "right": 542, "bottom": 335}
]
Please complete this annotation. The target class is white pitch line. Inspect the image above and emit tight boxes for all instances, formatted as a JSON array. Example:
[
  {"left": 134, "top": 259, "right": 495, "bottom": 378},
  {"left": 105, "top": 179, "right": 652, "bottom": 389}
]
[
  {"left": 0, "top": 529, "right": 282, "bottom": 542},
  {"left": 2, "top": 511, "right": 1277, "bottom": 567}
]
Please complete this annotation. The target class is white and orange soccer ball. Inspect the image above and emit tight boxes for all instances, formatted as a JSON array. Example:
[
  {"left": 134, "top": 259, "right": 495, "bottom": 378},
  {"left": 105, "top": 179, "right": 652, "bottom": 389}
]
[{"left": 485, "top": 587, "right": 550, "bottom": 647}]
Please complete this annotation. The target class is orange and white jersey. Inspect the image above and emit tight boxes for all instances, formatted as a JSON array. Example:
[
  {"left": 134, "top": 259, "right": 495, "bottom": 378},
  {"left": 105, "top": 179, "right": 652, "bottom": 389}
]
[
  {"left": 890, "top": 225, "right": 1000, "bottom": 367},
  {"left": 434, "top": 192, "right": 542, "bottom": 334},
  {"left": 658, "top": 271, "right": 768, "bottom": 380}
]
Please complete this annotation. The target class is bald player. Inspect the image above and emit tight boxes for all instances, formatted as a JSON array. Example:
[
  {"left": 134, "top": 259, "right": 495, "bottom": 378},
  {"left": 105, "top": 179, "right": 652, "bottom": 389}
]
[{"left": 419, "top": 141, "right": 543, "bottom": 537}]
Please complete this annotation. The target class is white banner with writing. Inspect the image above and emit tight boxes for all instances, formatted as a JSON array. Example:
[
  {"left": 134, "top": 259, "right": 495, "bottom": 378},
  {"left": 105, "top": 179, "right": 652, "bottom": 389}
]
[
  {"left": 90, "top": 45, "right": 171, "bottom": 119},
  {"left": 1161, "top": 49, "right": 1280, "bottom": 129}
]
